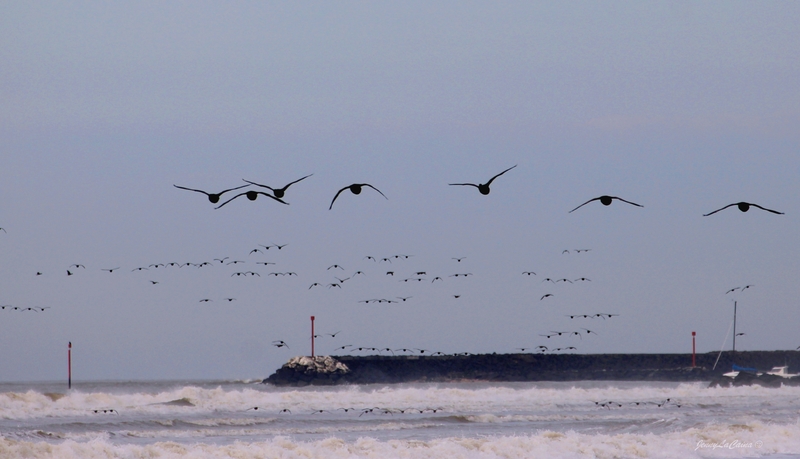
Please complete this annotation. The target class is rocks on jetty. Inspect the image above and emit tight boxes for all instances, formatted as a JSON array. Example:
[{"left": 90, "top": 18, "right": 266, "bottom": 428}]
[
  {"left": 265, "top": 356, "right": 350, "bottom": 386},
  {"left": 262, "top": 351, "right": 800, "bottom": 387}
]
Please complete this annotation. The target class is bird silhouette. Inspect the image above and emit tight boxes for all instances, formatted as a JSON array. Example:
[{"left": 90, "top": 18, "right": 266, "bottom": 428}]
[
  {"left": 522, "top": 271, "right": 536, "bottom": 276},
  {"left": 703, "top": 202, "right": 784, "bottom": 216},
  {"left": 541, "top": 294, "right": 554, "bottom": 300},
  {"left": 329, "top": 183, "right": 388, "bottom": 209},
  {"left": 173, "top": 184, "right": 249, "bottom": 204},
  {"left": 569, "top": 195, "right": 643, "bottom": 213},
  {"left": 215, "top": 190, "right": 289, "bottom": 209},
  {"left": 242, "top": 174, "right": 313, "bottom": 199},
  {"left": 102, "top": 267, "right": 120, "bottom": 273},
  {"left": 449, "top": 165, "right": 517, "bottom": 195}
]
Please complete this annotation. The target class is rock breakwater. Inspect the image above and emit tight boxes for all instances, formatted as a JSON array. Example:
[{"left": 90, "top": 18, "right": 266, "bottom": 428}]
[{"left": 264, "top": 350, "right": 800, "bottom": 386}]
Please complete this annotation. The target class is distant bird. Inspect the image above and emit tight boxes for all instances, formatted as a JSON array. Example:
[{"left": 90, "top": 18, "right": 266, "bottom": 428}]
[
  {"left": 385, "top": 271, "right": 394, "bottom": 276},
  {"left": 452, "top": 257, "right": 466, "bottom": 262},
  {"left": 199, "top": 299, "right": 212, "bottom": 303},
  {"left": 522, "top": 271, "right": 536, "bottom": 276},
  {"left": 249, "top": 249, "right": 263, "bottom": 255},
  {"left": 575, "top": 249, "right": 591, "bottom": 253},
  {"left": 556, "top": 278, "right": 573, "bottom": 284},
  {"left": 450, "top": 273, "right": 473, "bottom": 277},
  {"left": 326, "top": 331, "right": 341, "bottom": 337},
  {"left": 396, "top": 296, "right": 412, "bottom": 302},
  {"left": 327, "top": 283, "right": 341, "bottom": 289},
  {"left": 36, "top": 272, "right": 42, "bottom": 276},
  {"left": 574, "top": 277, "right": 591, "bottom": 282},
  {"left": 272, "top": 340, "right": 289, "bottom": 348},
  {"left": 562, "top": 250, "right": 570, "bottom": 254},
  {"left": 102, "top": 267, "right": 120, "bottom": 273},
  {"left": 231, "top": 271, "right": 260, "bottom": 277},
  {"left": 132, "top": 267, "right": 148, "bottom": 272},
  {"left": 213, "top": 257, "right": 229, "bottom": 264},
  {"left": 703, "top": 202, "right": 784, "bottom": 217},
  {"left": 215, "top": 190, "right": 289, "bottom": 209},
  {"left": 393, "top": 254, "right": 412, "bottom": 259},
  {"left": 227, "top": 260, "right": 245, "bottom": 265},
  {"left": 569, "top": 195, "right": 643, "bottom": 213},
  {"left": 66, "top": 270, "right": 73, "bottom": 276},
  {"left": 223, "top": 298, "right": 236, "bottom": 302},
  {"left": 453, "top": 294, "right": 461, "bottom": 299},
  {"left": 70, "top": 264, "right": 85, "bottom": 269},
  {"left": 735, "top": 332, "right": 746, "bottom": 337},
  {"left": 243, "top": 174, "right": 313, "bottom": 199},
  {"left": 364, "top": 256, "right": 377, "bottom": 261},
  {"left": 541, "top": 294, "right": 554, "bottom": 300},
  {"left": 309, "top": 283, "right": 321, "bottom": 289},
  {"left": 431, "top": 277, "right": 443, "bottom": 282},
  {"left": 173, "top": 183, "right": 249, "bottom": 203},
  {"left": 256, "top": 261, "right": 276, "bottom": 266},
  {"left": 725, "top": 287, "right": 740, "bottom": 294},
  {"left": 149, "top": 280, "right": 159, "bottom": 285},
  {"left": 328, "top": 264, "right": 344, "bottom": 270},
  {"left": 0, "top": 228, "right": 5, "bottom": 233},
  {"left": 149, "top": 263, "right": 165, "bottom": 268},
  {"left": 329, "top": 183, "right": 388, "bottom": 209},
  {"left": 449, "top": 165, "right": 517, "bottom": 195}
]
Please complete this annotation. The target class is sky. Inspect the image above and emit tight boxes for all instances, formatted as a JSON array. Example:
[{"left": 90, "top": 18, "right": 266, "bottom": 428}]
[{"left": 1, "top": 1, "right": 799, "bottom": 382}]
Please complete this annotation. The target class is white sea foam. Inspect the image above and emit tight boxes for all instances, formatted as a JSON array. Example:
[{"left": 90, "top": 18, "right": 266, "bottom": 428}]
[
  {"left": 3, "top": 381, "right": 800, "bottom": 458},
  {"left": 3, "top": 382, "right": 800, "bottom": 420},
  {"left": 2, "top": 421, "right": 800, "bottom": 459}
]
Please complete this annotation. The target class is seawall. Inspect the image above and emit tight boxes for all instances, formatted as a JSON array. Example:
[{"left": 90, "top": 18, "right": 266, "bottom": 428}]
[{"left": 263, "top": 350, "right": 800, "bottom": 386}]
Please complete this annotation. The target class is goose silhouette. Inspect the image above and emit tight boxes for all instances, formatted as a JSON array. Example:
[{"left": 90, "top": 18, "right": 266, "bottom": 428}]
[
  {"left": 173, "top": 184, "right": 249, "bottom": 204},
  {"left": 449, "top": 165, "right": 517, "bottom": 195},
  {"left": 243, "top": 174, "right": 313, "bottom": 199},
  {"left": 329, "top": 183, "right": 387, "bottom": 209},
  {"left": 703, "top": 202, "right": 783, "bottom": 216},
  {"left": 569, "top": 195, "right": 643, "bottom": 213},
  {"left": 215, "top": 190, "right": 289, "bottom": 209}
]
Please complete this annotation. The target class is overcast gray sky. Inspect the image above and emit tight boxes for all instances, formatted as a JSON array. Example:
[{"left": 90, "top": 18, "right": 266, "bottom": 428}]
[{"left": 1, "top": 1, "right": 799, "bottom": 381}]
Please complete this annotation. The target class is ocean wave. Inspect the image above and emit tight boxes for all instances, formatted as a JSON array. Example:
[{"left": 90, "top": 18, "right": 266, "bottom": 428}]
[
  {"left": 5, "top": 382, "right": 800, "bottom": 421},
  {"left": 2, "top": 421, "right": 799, "bottom": 459}
]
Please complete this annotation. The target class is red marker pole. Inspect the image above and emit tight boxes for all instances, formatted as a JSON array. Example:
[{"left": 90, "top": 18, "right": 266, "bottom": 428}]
[
  {"left": 691, "top": 332, "right": 696, "bottom": 368},
  {"left": 68, "top": 342, "right": 72, "bottom": 389},
  {"left": 311, "top": 316, "right": 315, "bottom": 358}
]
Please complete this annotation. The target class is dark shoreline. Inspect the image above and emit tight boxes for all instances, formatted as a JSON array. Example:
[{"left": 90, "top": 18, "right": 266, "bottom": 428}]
[{"left": 263, "top": 350, "right": 800, "bottom": 387}]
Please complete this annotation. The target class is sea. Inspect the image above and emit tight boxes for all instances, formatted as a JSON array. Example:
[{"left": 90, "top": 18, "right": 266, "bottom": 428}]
[{"left": 2, "top": 379, "right": 800, "bottom": 458}]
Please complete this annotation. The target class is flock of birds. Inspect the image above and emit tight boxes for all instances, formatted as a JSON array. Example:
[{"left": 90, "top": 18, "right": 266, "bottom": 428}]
[
  {"left": 172, "top": 166, "right": 785, "bottom": 216},
  {"left": 0, "top": 164, "right": 790, "bottom": 367}
]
